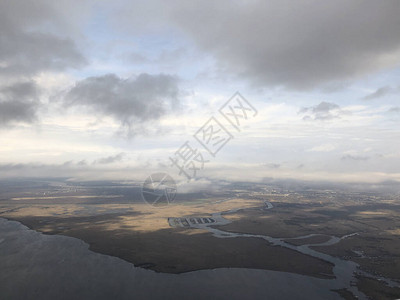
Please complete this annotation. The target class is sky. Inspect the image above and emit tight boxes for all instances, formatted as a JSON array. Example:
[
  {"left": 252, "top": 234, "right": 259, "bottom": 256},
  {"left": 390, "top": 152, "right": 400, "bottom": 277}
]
[{"left": 1, "top": 0, "right": 400, "bottom": 186}]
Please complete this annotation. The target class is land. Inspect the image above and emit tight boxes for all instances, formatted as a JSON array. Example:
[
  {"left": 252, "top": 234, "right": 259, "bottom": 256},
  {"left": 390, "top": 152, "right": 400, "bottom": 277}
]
[{"left": 0, "top": 179, "right": 400, "bottom": 299}]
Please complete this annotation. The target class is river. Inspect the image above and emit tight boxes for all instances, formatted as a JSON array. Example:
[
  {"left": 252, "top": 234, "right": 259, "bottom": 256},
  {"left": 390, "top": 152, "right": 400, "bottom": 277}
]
[{"left": 169, "top": 200, "right": 400, "bottom": 299}]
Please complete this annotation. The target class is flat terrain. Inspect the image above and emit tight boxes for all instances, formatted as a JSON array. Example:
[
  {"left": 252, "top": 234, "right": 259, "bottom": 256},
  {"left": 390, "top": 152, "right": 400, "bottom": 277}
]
[
  {"left": 0, "top": 201, "right": 334, "bottom": 277},
  {"left": 0, "top": 179, "right": 400, "bottom": 299}
]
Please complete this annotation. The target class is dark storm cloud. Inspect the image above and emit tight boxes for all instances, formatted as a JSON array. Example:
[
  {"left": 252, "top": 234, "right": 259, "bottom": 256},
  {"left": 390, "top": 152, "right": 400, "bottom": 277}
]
[
  {"left": 299, "top": 102, "right": 342, "bottom": 121},
  {"left": 0, "top": 81, "right": 40, "bottom": 126},
  {"left": 169, "top": 0, "right": 400, "bottom": 89},
  {"left": 64, "top": 73, "right": 180, "bottom": 135},
  {"left": 363, "top": 86, "right": 392, "bottom": 100},
  {"left": 0, "top": 0, "right": 86, "bottom": 76}
]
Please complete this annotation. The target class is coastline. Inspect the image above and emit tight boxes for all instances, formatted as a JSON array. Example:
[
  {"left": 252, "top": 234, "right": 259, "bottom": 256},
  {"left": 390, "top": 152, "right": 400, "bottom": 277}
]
[{"left": 0, "top": 217, "right": 341, "bottom": 300}]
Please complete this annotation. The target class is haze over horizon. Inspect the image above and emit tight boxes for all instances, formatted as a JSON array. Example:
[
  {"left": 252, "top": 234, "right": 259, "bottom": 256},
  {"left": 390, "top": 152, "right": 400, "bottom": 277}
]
[{"left": 1, "top": 0, "right": 400, "bottom": 186}]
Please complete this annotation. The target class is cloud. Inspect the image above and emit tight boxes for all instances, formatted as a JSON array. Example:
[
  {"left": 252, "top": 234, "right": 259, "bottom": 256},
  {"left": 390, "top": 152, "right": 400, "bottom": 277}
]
[
  {"left": 0, "top": 0, "right": 86, "bottom": 76},
  {"left": 0, "top": 81, "right": 41, "bottom": 126},
  {"left": 388, "top": 107, "right": 400, "bottom": 113},
  {"left": 341, "top": 155, "right": 369, "bottom": 162},
  {"left": 168, "top": 0, "right": 400, "bottom": 89},
  {"left": 308, "top": 144, "right": 336, "bottom": 152},
  {"left": 299, "top": 101, "right": 343, "bottom": 121},
  {"left": 176, "top": 178, "right": 221, "bottom": 193},
  {"left": 126, "top": 52, "right": 151, "bottom": 64},
  {"left": 264, "top": 163, "right": 280, "bottom": 169},
  {"left": 94, "top": 153, "right": 126, "bottom": 165},
  {"left": 63, "top": 73, "right": 180, "bottom": 136},
  {"left": 77, "top": 160, "right": 88, "bottom": 166},
  {"left": 363, "top": 86, "right": 392, "bottom": 100}
]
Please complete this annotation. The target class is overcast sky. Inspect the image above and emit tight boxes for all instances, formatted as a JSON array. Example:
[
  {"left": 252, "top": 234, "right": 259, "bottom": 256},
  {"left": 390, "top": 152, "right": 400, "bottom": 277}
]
[{"left": 1, "top": 0, "right": 400, "bottom": 185}]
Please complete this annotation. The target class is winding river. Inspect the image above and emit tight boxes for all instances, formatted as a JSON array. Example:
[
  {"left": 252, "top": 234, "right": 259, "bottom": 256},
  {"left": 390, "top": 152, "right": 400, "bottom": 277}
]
[
  {"left": 1, "top": 200, "right": 399, "bottom": 299},
  {"left": 169, "top": 201, "right": 400, "bottom": 300}
]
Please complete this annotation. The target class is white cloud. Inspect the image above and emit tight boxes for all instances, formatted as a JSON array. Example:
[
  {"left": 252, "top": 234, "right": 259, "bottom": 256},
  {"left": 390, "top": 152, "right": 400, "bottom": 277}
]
[{"left": 308, "top": 144, "right": 336, "bottom": 152}]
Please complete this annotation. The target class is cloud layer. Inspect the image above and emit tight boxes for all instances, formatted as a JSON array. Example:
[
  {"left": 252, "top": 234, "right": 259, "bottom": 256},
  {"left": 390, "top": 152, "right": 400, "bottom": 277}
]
[
  {"left": 299, "top": 102, "right": 343, "bottom": 121},
  {"left": 64, "top": 73, "right": 180, "bottom": 136},
  {"left": 0, "top": 81, "right": 40, "bottom": 126},
  {"left": 0, "top": 0, "right": 86, "bottom": 76},
  {"left": 0, "top": 0, "right": 399, "bottom": 185},
  {"left": 170, "top": 0, "right": 400, "bottom": 89}
]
